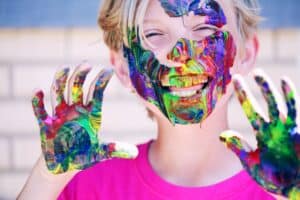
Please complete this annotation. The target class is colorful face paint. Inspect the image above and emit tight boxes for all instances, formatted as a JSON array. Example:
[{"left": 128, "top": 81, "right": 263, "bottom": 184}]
[
  {"left": 220, "top": 73, "right": 300, "bottom": 199},
  {"left": 32, "top": 67, "right": 137, "bottom": 174},
  {"left": 123, "top": 0, "right": 236, "bottom": 124}
]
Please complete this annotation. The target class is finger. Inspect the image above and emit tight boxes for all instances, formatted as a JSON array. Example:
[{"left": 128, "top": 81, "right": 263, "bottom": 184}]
[
  {"left": 281, "top": 77, "right": 297, "bottom": 125},
  {"left": 68, "top": 63, "right": 92, "bottom": 105},
  {"left": 99, "top": 142, "right": 138, "bottom": 159},
  {"left": 254, "top": 74, "right": 280, "bottom": 122},
  {"left": 51, "top": 67, "right": 69, "bottom": 110},
  {"left": 233, "top": 75, "right": 266, "bottom": 131},
  {"left": 86, "top": 68, "right": 102, "bottom": 106},
  {"left": 220, "top": 130, "right": 260, "bottom": 169},
  {"left": 32, "top": 90, "right": 49, "bottom": 127},
  {"left": 92, "top": 68, "right": 113, "bottom": 102},
  {"left": 220, "top": 130, "right": 253, "bottom": 154},
  {"left": 89, "top": 69, "right": 113, "bottom": 128}
]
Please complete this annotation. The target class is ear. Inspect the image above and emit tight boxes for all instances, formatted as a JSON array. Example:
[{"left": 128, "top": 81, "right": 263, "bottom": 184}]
[
  {"left": 237, "top": 33, "right": 259, "bottom": 76},
  {"left": 110, "top": 50, "right": 132, "bottom": 89}
]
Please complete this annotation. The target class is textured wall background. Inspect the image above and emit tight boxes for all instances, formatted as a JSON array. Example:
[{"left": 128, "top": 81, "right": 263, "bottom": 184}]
[{"left": 0, "top": 1, "right": 300, "bottom": 199}]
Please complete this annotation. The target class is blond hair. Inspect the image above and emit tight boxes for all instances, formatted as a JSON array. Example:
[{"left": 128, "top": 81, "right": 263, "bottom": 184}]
[{"left": 98, "top": 0, "right": 261, "bottom": 51}]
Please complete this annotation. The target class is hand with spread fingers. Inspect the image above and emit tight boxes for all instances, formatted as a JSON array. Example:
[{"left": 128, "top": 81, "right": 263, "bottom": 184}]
[
  {"left": 32, "top": 63, "right": 138, "bottom": 174},
  {"left": 220, "top": 69, "right": 300, "bottom": 199}
]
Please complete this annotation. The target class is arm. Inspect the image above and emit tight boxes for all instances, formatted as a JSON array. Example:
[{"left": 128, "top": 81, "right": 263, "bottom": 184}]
[
  {"left": 17, "top": 63, "right": 138, "bottom": 199},
  {"left": 17, "top": 155, "right": 78, "bottom": 200}
]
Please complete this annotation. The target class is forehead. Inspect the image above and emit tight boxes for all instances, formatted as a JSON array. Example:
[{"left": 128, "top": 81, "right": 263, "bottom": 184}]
[{"left": 145, "top": 0, "right": 228, "bottom": 28}]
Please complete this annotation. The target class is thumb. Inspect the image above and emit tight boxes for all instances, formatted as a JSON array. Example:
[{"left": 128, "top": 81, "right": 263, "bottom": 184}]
[{"left": 219, "top": 130, "right": 252, "bottom": 158}]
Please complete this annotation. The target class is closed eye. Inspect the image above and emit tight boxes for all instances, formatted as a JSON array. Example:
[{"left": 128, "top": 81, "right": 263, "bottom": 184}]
[
  {"left": 144, "top": 31, "right": 165, "bottom": 39},
  {"left": 142, "top": 29, "right": 170, "bottom": 49},
  {"left": 193, "top": 25, "right": 217, "bottom": 32},
  {"left": 192, "top": 25, "right": 217, "bottom": 39}
]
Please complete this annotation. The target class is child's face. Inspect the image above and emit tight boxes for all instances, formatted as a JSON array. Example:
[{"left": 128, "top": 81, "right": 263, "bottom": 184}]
[{"left": 123, "top": 0, "right": 242, "bottom": 125}]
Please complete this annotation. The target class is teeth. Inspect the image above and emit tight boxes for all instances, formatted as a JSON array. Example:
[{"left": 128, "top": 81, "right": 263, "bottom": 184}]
[
  {"left": 161, "top": 75, "right": 209, "bottom": 88},
  {"left": 171, "top": 89, "right": 198, "bottom": 97},
  {"left": 193, "top": 76, "right": 208, "bottom": 85}
]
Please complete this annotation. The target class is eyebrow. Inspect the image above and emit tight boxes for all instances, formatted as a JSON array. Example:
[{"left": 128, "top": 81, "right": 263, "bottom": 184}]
[
  {"left": 143, "top": 19, "right": 164, "bottom": 24},
  {"left": 143, "top": 18, "right": 170, "bottom": 28}
]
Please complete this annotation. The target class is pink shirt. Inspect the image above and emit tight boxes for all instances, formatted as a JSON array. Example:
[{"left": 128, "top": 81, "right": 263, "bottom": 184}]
[{"left": 58, "top": 141, "right": 274, "bottom": 200}]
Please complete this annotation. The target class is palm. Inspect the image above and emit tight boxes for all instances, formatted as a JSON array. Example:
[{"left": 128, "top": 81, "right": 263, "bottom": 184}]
[
  {"left": 32, "top": 64, "right": 137, "bottom": 174},
  {"left": 242, "top": 116, "right": 300, "bottom": 194},
  {"left": 45, "top": 104, "right": 100, "bottom": 173},
  {"left": 220, "top": 71, "right": 300, "bottom": 198}
]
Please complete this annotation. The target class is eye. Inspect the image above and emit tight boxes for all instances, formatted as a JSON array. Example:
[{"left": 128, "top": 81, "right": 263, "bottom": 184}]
[
  {"left": 144, "top": 31, "right": 165, "bottom": 39},
  {"left": 194, "top": 26, "right": 215, "bottom": 31},
  {"left": 142, "top": 29, "right": 171, "bottom": 49},
  {"left": 192, "top": 25, "right": 217, "bottom": 38}
]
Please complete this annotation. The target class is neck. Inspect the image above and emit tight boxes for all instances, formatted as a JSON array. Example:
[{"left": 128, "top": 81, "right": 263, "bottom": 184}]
[{"left": 149, "top": 102, "right": 243, "bottom": 186}]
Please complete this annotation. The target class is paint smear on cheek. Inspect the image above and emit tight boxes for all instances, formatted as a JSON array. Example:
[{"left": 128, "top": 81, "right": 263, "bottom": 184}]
[{"left": 160, "top": 31, "right": 236, "bottom": 124}]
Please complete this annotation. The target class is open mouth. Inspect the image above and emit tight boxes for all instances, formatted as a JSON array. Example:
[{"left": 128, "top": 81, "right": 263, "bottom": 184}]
[{"left": 160, "top": 74, "right": 213, "bottom": 98}]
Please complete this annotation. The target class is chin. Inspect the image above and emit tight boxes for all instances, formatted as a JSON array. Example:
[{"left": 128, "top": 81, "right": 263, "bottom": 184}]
[{"left": 139, "top": 86, "right": 233, "bottom": 126}]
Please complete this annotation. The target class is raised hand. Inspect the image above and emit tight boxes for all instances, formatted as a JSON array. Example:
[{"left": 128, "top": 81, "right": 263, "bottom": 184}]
[
  {"left": 220, "top": 70, "right": 300, "bottom": 199},
  {"left": 32, "top": 63, "right": 138, "bottom": 174}
]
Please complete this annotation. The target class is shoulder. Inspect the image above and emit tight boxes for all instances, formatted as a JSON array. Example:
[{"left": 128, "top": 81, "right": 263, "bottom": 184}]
[
  {"left": 223, "top": 170, "right": 275, "bottom": 200},
  {"left": 78, "top": 140, "right": 149, "bottom": 177},
  {"left": 67, "top": 141, "right": 149, "bottom": 182},
  {"left": 57, "top": 141, "right": 151, "bottom": 199}
]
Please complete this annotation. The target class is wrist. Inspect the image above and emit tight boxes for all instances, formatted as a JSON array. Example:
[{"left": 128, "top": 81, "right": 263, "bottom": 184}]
[
  {"left": 35, "top": 154, "right": 79, "bottom": 183},
  {"left": 17, "top": 155, "right": 80, "bottom": 200}
]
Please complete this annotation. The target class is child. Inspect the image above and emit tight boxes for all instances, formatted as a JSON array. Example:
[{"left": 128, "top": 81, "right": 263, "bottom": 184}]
[{"left": 18, "top": 0, "right": 300, "bottom": 199}]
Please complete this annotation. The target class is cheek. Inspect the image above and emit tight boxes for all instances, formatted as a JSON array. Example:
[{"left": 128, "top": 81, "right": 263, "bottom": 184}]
[
  {"left": 137, "top": 94, "right": 167, "bottom": 120},
  {"left": 214, "top": 82, "right": 234, "bottom": 110},
  {"left": 143, "top": 46, "right": 173, "bottom": 67},
  {"left": 226, "top": 32, "right": 244, "bottom": 73},
  {"left": 116, "top": 64, "right": 134, "bottom": 89},
  {"left": 223, "top": 33, "right": 243, "bottom": 75},
  {"left": 230, "top": 44, "right": 246, "bottom": 75}
]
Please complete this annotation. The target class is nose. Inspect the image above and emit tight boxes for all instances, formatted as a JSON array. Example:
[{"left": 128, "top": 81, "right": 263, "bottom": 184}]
[{"left": 167, "top": 38, "right": 194, "bottom": 64}]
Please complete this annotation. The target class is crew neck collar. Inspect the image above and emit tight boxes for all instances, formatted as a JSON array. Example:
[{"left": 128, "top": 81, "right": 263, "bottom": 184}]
[{"left": 134, "top": 140, "right": 252, "bottom": 199}]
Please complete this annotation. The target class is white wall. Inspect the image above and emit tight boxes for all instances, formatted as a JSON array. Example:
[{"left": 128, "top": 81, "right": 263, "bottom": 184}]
[{"left": 0, "top": 28, "right": 300, "bottom": 199}]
